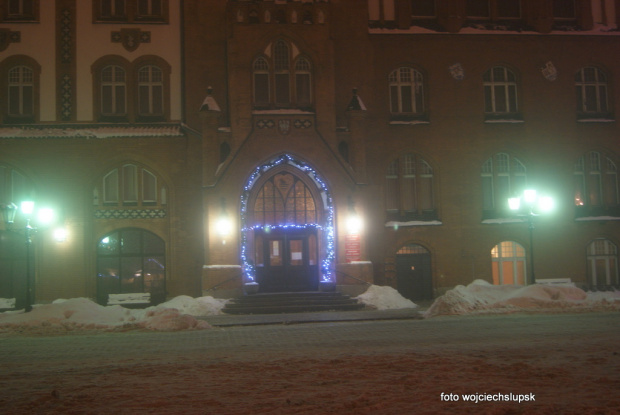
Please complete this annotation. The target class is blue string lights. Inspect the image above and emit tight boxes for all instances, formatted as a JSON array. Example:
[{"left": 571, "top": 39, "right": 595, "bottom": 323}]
[{"left": 240, "top": 154, "right": 335, "bottom": 284}]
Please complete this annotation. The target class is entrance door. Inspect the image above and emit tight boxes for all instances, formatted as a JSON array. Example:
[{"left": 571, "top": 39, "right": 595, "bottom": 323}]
[
  {"left": 395, "top": 244, "right": 433, "bottom": 301},
  {"left": 255, "top": 229, "right": 318, "bottom": 292}
]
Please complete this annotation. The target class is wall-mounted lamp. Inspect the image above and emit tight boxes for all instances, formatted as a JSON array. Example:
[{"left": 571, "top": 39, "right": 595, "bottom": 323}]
[
  {"left": 346, "top": 196, "right": 363, "bottom": 235},
  {"left": 215, "top": 198, "right": 233, "bottom": 245}
]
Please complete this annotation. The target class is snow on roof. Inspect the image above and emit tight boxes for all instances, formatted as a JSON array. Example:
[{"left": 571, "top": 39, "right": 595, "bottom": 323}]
[
  {"left": 370, "top": 23, "right": 620, "bottom": 36},
  {"left": 0, "top": 125, "right": 185, "bottom": 139},
  {"left": 425, "top": 279, "right": 620, "bottom": 318}
]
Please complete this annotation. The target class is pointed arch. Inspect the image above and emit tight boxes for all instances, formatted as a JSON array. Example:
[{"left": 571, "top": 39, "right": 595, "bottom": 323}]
[{"left": 240, "top": 154, "right": 334, "bottom": 283}]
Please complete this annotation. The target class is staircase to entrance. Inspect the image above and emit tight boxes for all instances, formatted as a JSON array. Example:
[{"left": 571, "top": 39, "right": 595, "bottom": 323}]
[{"left": 222, "top": 291, "right": 364, "bottom": 315}]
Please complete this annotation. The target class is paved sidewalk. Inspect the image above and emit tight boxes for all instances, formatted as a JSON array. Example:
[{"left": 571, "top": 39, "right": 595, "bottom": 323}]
[{"left": 197, "top": 306, "right": 425, "bottom": 327}]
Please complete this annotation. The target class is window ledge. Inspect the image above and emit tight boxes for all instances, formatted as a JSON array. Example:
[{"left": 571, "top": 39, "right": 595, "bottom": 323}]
[
  {"left": 575, "top": 216, "right": 620, "bottom": 222},
  {"left": 481, "top": 218, "right": 526, "bottom": 224},
  {"left": 252, "top": 109, "right": 315, "bottom": 115},
  {"left": 484, "top": 118, "right": 524, "bottom": 124},
  {"left": 576, "top": 118, "right": 615, "bottom": 123},
  {"left": 389, "top": 120, "right": 430, "bottom": 125},
  {"left": 385, "top": 220, "right": 442, "bottom": 228}
]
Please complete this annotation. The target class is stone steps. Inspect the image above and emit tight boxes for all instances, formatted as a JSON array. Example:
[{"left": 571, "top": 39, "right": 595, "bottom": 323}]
[{"left": 222, "top": 291, "right": 364, "bottom": 315}]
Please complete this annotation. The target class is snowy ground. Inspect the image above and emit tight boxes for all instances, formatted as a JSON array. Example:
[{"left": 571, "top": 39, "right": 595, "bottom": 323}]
[
  {"left": 1, "top": 283, "right": 619, "bottom": 414},
  {"left": 0, "top": 281, "right": 619, "bottom": 334}
]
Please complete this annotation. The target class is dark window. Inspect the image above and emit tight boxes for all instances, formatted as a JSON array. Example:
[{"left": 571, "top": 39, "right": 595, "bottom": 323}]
[
  {"left": 411, "top": 0, "right": 435, "bottom": 17},
  {"left": 553, "top": 0, "right": 575, "bottom": 19},
  {"left": 466, "top": 0, "right": 490, "bottom": 18}
]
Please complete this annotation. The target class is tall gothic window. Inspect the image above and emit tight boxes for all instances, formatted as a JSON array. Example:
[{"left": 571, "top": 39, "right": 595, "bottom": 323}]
[
  {"left": 386, "top": 153, "right": 435, "bottom": 221},
  {"left": 482, "top": 153, "right": 526, "bottom": 217},
  {"left": 252, "top": 40, "right": 314, "bottom": 110}
]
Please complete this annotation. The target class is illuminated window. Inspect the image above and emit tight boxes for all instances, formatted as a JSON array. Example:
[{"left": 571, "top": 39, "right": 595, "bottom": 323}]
[
  {"left": 575, "top": 67, "right": 611, "bottom": 119},
  {"left": 587, "top": 239, "right": 619, "bottom": 288},
  {"left": 482, "top": 153, "right": 526, "bottom": 216},
  {"left": 483, "top": 66, "right": 520, "bottom": 120},
  {"left": 96, "top": 228, "right": 166, "bottom": 305},
  {"left": 491, "top": 241, "right": 527, "bottom": 285},
  {"left": 574, "top": 151, "right": 618, "bottom": 212},
  {"left": 252, "top": 172, "right": 317, "bottom": 226},
  {"left": 389, "top": 67, "right": 426, "bottom": 119},
  {"left": 252, "top": 39, "right": 313, "bottom": 110},
  {"left": 386, "top": 153, "right": 435, "bottom": 220}
]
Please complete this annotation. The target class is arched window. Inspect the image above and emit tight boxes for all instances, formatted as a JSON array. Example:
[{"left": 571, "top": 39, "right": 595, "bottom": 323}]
[
  {"left": 574, "top": 151, "right": 619, "bottom": 217},
  {"left": 587, "top": 238, "right": 619, "bottom": 289},
  {"left": 483, "top": 66, "right": 520, "bottom": 120},
  {"left": 386, "top": 153, "right": 435, "bottom": 221},
  {"left": 101, "top": 65, "right": 127, "bottom": 117},
  {"left": 252, "top": 172, "right": 317, "bottom": 226},
  {"left": 137, "top": 65, "right": 164, "bottom": 118},
  {"left": 389, "top": 67, "right": 426, "bottom": 120},
  {"left": 575, "top": 67, "right": 611, "bottom": 119},
  {"left": 8, "top": 66, "right": 33, "bottom": 118},
  {"left": 96, "top": 228, "right": 166, "bottom": 305},
  {"left": 93, "top": 56, "right": 170, "bottom": 122},
  {"left": 253, "top": 57, "right": 270, "bottom": 105},
  {"left": 482, "top": 153, "right": 526, "bottom": 217},
  {"left": 491, "top": 241, "right": 526, "bottom": 285},
  {"left": 97, "top": 163, "right": 165, "bottom": 208},
  {"left": 295, "top": 57, "right": 312, "bottom": 106},
  {"left": 252, "top": 40, "right": 313, "bottom": 110},
  {"left": 1, "top": 56, "right": 40, "bottom": 124}
]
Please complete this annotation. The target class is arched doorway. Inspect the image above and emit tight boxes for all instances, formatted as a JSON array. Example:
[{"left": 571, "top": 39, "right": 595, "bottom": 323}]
[
  {"left": 587, "top": 238, "right": 619, "bottom": 289},
  {"left": 96, "top": 228, "right": 166, "bottom": 305},
  {"left": 395, "top": 244, "right": 433, "bottom": 301},
  {"left": 241, "top": 154, "right": 334, "bottom": 292}
]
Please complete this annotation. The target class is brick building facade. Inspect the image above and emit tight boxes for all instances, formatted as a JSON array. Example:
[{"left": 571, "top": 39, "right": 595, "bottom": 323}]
[{"left": 0, "top": 0, "right": 619, "bottom": 309}]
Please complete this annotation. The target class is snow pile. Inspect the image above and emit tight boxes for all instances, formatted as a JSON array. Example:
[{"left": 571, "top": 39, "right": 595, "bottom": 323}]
[
  {"left": 356, "top": 285, "right": 418, "bottom": 310},
  {"left": 0, "top": 295, "right": 229, "bottom": 334},
  {"left": 425, "top": 279, "right": 620, "bottom": 318},
  {"left": 155, "top": 295, "right": 228, "bottom": 316}
]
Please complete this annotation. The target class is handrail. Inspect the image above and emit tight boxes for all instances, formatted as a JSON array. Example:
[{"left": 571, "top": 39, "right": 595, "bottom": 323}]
[
  {"left": 334, "top": 270, "right": 372, "bottom": 286},
  {"left": 203, "top": 272, "right": 244, "bottom": 292}
]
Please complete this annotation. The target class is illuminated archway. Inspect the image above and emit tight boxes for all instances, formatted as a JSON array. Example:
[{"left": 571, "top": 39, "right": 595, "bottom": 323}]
[{"left": 240, "top": 154, "right": 334, "bottom": 284}]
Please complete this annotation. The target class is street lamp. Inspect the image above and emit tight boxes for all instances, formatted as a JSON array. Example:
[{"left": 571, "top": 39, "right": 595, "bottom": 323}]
[
  {"left": 508, "top": 189, "right": 554, "bottom": 285},
  {"left": 0, "top": 200, "right": 64, "bottom": 312}
]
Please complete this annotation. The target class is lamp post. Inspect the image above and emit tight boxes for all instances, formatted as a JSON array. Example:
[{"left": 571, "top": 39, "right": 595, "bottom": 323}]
[
  {"left": 508, "top": 189, "right": 554, "bottom": 285},
  {"left": 0, "top": 201, "right": 62, "bottom": 312}
]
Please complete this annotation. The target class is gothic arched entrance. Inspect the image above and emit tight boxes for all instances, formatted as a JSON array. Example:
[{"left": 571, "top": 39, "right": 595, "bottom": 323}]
[{"left": 241, "top": 155, "right": 334, "bottom": 292}]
